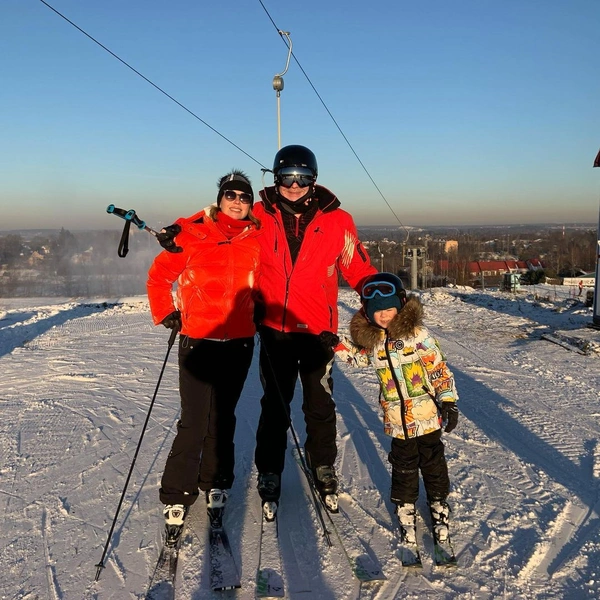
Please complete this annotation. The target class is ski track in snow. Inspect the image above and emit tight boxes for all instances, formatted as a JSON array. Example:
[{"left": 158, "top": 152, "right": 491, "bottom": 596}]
[{"left": 0, "top": 289, "right": 599, "bottom": 599}]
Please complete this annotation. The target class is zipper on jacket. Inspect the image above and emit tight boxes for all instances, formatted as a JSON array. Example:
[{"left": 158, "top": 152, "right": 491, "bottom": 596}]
[
  {"left": 272, "top": 212, "right": 292, "bottom": 331},
  {"left": 323, "top": 284, "right": 333, "bottom": 329},
  {"left": 384, "top": 335, "right": 410, "bottom": 440}
]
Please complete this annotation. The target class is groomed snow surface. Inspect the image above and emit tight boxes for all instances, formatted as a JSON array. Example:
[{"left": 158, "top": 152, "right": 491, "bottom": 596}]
[{"left": 1, "top": 286, "right": 599, "bottom": 599}]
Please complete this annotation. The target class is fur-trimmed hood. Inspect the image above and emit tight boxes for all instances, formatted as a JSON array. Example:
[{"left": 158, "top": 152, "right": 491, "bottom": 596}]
[{"left": 349, "top": 295, "right": 424, "bottom": 350}]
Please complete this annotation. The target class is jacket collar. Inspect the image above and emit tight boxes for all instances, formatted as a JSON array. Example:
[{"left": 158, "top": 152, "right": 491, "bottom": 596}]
[
  {"left": 258, "top": 184, "right": 341, "bottom": 215},
  {"left": 349, "top": 295, "right": 424, "bottom": 350},
  {"left": 180, "top": 208, "right": 258, "bottom": 240}
]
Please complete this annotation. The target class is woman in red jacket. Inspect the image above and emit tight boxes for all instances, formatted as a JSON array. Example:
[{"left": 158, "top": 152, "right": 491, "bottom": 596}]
[{"left": 147, "top": 170, "right": 261, "bottom": 545}]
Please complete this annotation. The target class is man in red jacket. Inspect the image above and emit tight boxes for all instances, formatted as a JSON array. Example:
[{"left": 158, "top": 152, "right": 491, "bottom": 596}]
[{"left": 251, "top": 145, "right": 376, "bottom": 515}]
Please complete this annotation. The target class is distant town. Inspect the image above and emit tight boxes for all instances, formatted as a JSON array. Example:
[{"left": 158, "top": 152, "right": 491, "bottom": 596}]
[{"left": 0, "top": 223, "right": 596, "bottom": 298}]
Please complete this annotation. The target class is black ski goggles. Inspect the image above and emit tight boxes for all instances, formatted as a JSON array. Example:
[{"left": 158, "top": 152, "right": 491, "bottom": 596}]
[
  {"left": 276, "top": 167, "right": 316, "bottom": 188},
  {"left": 223, "top": 190, "right": 253, "bottom": 204},
  {"left": 362, "top": 280, "right": 397, "bottom": 300}
]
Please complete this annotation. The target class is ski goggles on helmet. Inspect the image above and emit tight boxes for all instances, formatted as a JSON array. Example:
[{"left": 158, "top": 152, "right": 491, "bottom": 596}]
[
  {"left": 223, "top": 190, "right": 253, "bottom": 204},
  {"left": 276, "top": 167, "right": 316, "bottom": 188},
  {"left": 362, "top": 280, "right": 397, "bottom": 300}
]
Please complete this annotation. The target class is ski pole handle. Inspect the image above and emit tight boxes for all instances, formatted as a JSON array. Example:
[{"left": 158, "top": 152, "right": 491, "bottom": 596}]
[
  {"left": 106, "top": 205, "right": 159, "bottom": 237},
  {"left": 167, "top": 323, "right": 180, "bottom": 347}
]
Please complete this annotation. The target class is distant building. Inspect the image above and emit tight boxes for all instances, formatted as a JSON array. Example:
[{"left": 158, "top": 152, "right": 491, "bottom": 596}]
[{"left": 436, "top": 258, "right": 546, "bottom": 287}]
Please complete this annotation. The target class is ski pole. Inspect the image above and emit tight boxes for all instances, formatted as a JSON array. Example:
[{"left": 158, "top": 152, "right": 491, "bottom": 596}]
[
  {"left": 106, "top": 204, "right": 159, "bottom": 257},
  {"left": 94, "top": 325, "right": 179, "bottom": 582}
]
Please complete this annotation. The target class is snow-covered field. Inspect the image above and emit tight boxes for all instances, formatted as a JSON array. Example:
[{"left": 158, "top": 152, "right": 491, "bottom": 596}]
[{"left": 1, "top": 286, "right": 599, "bottom": 599}]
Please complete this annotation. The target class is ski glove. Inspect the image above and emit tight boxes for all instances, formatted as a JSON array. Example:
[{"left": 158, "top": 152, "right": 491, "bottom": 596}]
[
  {"left": 441, "top": 402, "right": 459, "bottom": 433},
  {"left": 157, "top": 224, "right": 183, "bottom": 253},
  {"left": 161, "top": 310, "right": 181, "bottom": 330},
  {"left": 319, "top": 331, "right": 340, "bottom": 350}
]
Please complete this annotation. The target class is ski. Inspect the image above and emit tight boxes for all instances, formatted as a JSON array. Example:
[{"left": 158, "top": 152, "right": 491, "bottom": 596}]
[
  {"left": 145, "top": 539, "right": 181, "bottom": 600},
  {"left": 399, "top": 535, "right": 422, "bottom": 570},
  {"left": 292, "top": 448, "right": 385, "bottom": 583},
  {"left": 333, "top": 499, "right": 387, "bottom": 582},
  {"left": 256, "top": 507, "right": 285, "bottom": 598},
  {"left": 209, "top": 525, "right": 241, "bottom": 591},
  {"left": 432, "top": 534, "right": 457, "bottom": 568},
  {"left": 399, "top": 542, "right": 422, "bottom": 569},
  {"left": 145, "top": 505, "right": 190, "bottom": 600}
]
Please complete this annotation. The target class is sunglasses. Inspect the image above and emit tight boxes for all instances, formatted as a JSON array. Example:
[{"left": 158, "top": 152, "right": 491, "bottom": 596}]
[
  {"left": 362, "top": 280, "right": 397, "bottom": 300},
  {"left": 223, "top": 190, "right": 253, "bottom": 204},
  {"left": 276, "top": 167, "right": 316, "bottom": 189}
]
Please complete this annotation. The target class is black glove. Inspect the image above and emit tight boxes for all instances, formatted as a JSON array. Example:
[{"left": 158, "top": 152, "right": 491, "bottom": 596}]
[
  {"left": 319, "top": 331, "right": 340, "bottom": 350},
  {"left": 441, "top": 402, "right": 458, "bottom": 433},
  {"left": 157, "top": 224, "right": 183, "bottom": 253},
  {"left": 161, "top": 310, "right": 181, "bottom": 330}
]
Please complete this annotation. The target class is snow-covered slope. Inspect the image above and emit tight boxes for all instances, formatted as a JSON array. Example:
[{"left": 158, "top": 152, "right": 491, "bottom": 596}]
[{"left": 1, "top": 287, "right": 599, "bottom": 599}]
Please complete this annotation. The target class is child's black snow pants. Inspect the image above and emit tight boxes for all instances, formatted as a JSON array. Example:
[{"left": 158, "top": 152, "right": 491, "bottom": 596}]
[{"left": 388, "top": 429, "right": 450, "bottom": 505}]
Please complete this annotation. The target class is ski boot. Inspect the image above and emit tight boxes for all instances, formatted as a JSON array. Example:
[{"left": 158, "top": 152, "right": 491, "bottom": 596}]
[
  {"left": 395, "top": 502, "right": 421, "bottom": 568},
  {"left": 396, "top": 503, "right": 417, "bottom": 545},
  {"left": 257, "top": 473, "right": 280, "bottom": 522},
  {"left": 313, "top": 465, "right": 339, "bottom": 513},
  {"left": 163, "top": 504, "right": 188, "bottom": 547},
  {"left": 429, "top": 499, "right": 450, "bottom": 543},
  {"left": 206, "top": 488, "right": 228, "bottom": 529}
]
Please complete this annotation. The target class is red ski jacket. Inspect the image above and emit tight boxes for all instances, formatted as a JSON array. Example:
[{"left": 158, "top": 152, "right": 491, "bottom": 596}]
[
  {"left": 147, "top": 209, "right": 261, "bottom": 340},
  {"left": 253, "top": 185, "right": 376, "bottom": 336}
]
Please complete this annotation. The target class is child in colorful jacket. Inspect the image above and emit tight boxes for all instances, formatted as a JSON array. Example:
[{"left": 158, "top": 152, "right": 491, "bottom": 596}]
[{"left": 334, "top": 272, "right": 459, "bottom": 545}]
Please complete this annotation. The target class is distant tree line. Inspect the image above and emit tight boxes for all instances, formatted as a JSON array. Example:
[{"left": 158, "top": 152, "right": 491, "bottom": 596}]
[
  {"left": 0, "top": 228, "right": 158, "bottom": 297},
  {"left": 0, "top": 226, "right": 597, "bottom": 297}
]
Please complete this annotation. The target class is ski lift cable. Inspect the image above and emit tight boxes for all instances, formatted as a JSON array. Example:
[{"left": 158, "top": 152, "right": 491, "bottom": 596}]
[
  {"left": 39, "top": 0, "right": 409, "bottom": 239},
  {"left": 257, "top": 0, "right": 410, "bottom": 240},
  {"left": 38, "top": 0, "right": 267, "bottom": 169}
]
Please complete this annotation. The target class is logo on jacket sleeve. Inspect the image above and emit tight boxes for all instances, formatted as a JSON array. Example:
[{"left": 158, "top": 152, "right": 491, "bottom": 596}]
[{"left": 341, "top": 231, "right": 357, "bottom": 268}]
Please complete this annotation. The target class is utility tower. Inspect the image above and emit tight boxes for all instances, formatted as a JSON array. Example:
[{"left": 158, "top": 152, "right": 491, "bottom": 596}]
[{"left": 405, "top": 246, "right": 426, "bottom": 290}]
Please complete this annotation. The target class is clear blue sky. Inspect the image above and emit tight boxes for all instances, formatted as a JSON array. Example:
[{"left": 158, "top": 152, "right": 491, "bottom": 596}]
[{"left": 3, "top": 0, "right": 600, "bottom": 230}]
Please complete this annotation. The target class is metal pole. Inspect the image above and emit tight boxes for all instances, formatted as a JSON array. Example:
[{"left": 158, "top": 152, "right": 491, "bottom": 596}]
[
  {"left": 276, "top": 91, "right": 282, "bottom": 149},
  {"left": 272, "top": 31, "right": 292, "bottom": 150},
  {"left": 411, "top": 249, "right": 418, "bottom": 290},
  {"left": 593, "top": 199, "right": 600, "bottom": 327}
]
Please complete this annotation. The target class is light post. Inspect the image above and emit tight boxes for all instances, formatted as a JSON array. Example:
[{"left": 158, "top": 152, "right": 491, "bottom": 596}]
[
  {"left": 592, "top": 148, "right": 600, "bottom": 328},
  {"left": 272, "top": 31, "right": 292, "bottom": 149},
  {"left": 377, "top": 244, "right": 384, "bottom": 272},
  {"left": 405, "top": 247, "right": 425, "bottom": 290}
]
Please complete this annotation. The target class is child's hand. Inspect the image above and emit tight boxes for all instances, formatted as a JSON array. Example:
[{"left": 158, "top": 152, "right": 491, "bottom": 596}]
[{"left": 441, "top": 402, "right": 459, "bottom": 433}]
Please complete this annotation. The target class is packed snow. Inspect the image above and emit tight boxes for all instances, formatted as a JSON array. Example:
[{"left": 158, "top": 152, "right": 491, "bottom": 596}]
[{"left": 1, "top": 285, "right": 599, "bottom": 599}]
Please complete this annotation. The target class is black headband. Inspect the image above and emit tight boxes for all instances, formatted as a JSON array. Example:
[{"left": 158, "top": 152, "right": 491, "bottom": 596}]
[{"left": 217, "top": 180, "right": 254, "bottom": 205}]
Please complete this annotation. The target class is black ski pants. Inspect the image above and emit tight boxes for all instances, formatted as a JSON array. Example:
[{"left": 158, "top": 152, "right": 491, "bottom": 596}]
[
  {"left": 254, "top": 327, "right": 337, "bottom": 475},
  {"left": 389, "top": 429, "right": 450, "bottom": 505},
  {"left": 159, "top": 336, "right": 254, "bottom": 506}
]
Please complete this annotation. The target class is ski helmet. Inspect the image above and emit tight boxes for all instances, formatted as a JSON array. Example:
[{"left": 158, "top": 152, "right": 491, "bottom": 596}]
[
  {"left": 272, "top": 145, "right": 318, "bottom": 186},
  {"left": 360, "top": 272, "right": 407, "bottom": 323}
]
